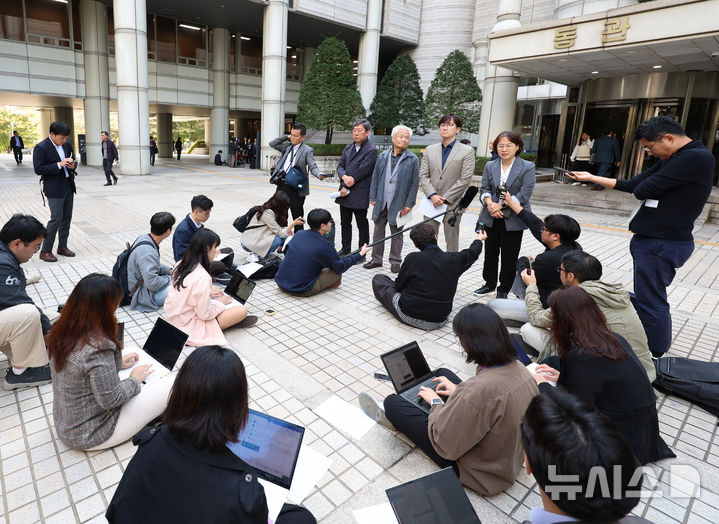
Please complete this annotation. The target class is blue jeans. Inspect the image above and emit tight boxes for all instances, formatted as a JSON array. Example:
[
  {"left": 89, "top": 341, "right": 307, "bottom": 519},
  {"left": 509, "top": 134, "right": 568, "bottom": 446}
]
[
  {"left": 153, "top": 285, "right": 169, "bottom": 307},
  {"left": 242, "top": 236, "right": 283, "bottom": 257},
  {"left": 629, "top": 235, "right": 694, "bottom": 355}
]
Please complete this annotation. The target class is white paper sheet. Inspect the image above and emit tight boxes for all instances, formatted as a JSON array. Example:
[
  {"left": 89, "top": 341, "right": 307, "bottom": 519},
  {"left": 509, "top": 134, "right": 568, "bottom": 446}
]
[
  {"left": 353, "top": 503, "right": 398, "bottom": 524},
  {"left": 215, "top": 251, "right": 230, "bottom": 261},
  {"left": 313, "top": 395, "right": 376, "bottom": 440},
  {"left": 259, "top": 479, "right": 288, "bottom": 523},
  {"left": 117, "top": 347, "right": 169, "bottom": 384},
  {"left": 239, "top": 261, "right": 264, "bottom": 277},
  {"left": 526, "top": 362, "right": 557, "bottom": 387},
  {"left": 395, "top": 209, "right": 413, "bottom": 228},
  {"left": 287, "top": 445, "right": 333, "bottom": 504},
  {"left": 418, "top": 196, "right": 447, "bottom": 223}
]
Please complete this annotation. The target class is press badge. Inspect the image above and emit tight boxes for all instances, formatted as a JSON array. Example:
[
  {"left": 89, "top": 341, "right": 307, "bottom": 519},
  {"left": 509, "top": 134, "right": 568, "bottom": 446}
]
[{"left": 645, "top": 199, "right": 659, "bottom": 208}]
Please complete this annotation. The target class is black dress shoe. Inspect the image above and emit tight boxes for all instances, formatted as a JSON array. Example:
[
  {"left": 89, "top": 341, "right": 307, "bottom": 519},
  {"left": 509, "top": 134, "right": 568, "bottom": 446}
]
[
  {"left": 363, "top": 260, "right": 382, "bottom": 269},
  {"left": 103, "top": 182, "right": 112, "bottom": 186},
  {"left": 336, "top": 248, "right": 351, "bottom": 257},
  {"left": 496, "top": 290, "right": 509, "bottom": 299},
  {"left": 474, "top": 284, "right": 496, "bottom": 295},
  {"left": 113, "top": 177, "right": 118, "bottom": 185}
]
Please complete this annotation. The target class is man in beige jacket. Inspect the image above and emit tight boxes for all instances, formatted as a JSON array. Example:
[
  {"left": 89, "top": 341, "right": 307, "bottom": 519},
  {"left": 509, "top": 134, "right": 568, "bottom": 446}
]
[{"left": 419, "top": 114, "right": 475, "bottom": 252}]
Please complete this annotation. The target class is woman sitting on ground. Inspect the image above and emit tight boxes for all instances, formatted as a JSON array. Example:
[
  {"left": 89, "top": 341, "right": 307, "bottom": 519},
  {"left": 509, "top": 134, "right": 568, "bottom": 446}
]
[
  {"left": 532, "top": 285, "right": 674, "bottom": 465},
  {"left": 360, "top": 303, "right": 538, "bottom": 496},
  {"left": 106, "top": 345, "right": 315, "bottom": 524},
  {"left": 164, "top": 228, "right": 256, "bottom": 346},
  {"left": 241, "top": 190, "right": 305, "bottom": 258},
  {"left": 48, "top": 274, "right": 173, "bottom": 451}
]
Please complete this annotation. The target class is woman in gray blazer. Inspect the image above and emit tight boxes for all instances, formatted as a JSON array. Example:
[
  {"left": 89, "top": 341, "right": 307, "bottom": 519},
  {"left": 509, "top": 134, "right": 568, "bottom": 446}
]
[{"left": 475, "top": 131, "right": 536, "bottom": 299}]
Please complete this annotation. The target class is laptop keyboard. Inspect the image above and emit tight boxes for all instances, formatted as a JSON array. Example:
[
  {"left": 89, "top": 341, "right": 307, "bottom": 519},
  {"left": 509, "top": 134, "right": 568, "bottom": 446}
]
[{"left": 400, "top": 377, "right": 439, "bottom": 407}]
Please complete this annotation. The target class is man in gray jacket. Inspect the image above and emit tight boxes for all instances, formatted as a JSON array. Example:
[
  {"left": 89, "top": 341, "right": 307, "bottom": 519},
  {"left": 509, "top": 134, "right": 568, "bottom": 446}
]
[
  {"left": 128, "top": 212, "right": 175, "bottom": 312},
  {"left": 520, "top": 250, "right": 655, "bottom": 382}
]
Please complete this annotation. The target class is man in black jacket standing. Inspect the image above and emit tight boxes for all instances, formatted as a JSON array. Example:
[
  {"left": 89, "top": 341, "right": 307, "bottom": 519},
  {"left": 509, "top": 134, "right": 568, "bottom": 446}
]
[
  {"left": 33, "top": 122, "right": 77, "bottom": 262},
  {"left": 10, "top": 131, "right": 24, "bottom": 165},
  {"left": 101, "top": 131, "right": 119, "bottom": 186},
  {"left": 335, "top": 119, "right": 378, "bottom": 258},
  {"left": 569, "top": 116, "right": 715, "bottom": 357},
  {"left": 371, "top": 223, "right": 485, "bottom": 330}
]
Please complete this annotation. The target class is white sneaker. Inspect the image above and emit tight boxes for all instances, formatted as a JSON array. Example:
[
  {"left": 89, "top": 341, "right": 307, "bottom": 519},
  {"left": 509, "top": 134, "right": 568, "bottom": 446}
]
[
  {"left": 26, "top": 273, "right": 41, "bottom": 285},
  {"left": 359, "top": 392, "right": 394, "bottom": 430},
  {"left": 246, "top": 253, "right": 260, "bottom": 263},
  {"left": 571, "top": 182, "right": 581, "bottom": 186}
]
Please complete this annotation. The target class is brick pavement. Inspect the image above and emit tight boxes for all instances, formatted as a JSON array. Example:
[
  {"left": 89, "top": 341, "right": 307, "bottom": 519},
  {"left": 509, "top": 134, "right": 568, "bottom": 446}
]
[{"left": 0, "top": 154, "right": 718, "bottom": 523}]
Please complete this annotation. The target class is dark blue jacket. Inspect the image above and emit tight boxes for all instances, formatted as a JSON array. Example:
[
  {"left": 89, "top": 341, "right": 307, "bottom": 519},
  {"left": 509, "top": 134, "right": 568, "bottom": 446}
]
[
  {"left": 33, "top": 137, "right": 76, "bottom": 199},
  {"left": 591, "top": 135, "right": 621, "bottom": 164},
  {"left": 0, "top": 242, "right": 51, "bottom": 333},
  {"left": 172, "top": 214, "right": 202, "bottom": 262},
  {"left": 335, "top": 139, "right": 378, "bottom": 209},
  {"left": 275, "top": 230, "right": 360, "bottom": 293}
]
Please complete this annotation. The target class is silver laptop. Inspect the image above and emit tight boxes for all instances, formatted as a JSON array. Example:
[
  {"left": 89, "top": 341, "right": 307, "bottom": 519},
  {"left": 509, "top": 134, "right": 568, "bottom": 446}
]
[{"left": 381, "top": 342, "right": 439, "bottom": 414}]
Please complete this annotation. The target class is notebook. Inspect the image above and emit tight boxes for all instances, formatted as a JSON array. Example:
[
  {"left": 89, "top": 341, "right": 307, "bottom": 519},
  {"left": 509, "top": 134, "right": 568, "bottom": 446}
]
[
  {"left": 381, "top": 341, "right": 439, "bottom": 414},
  {"left": 118, "top": 318, "right": 188, "bottom": 384},
  {"left": 386, "top": 468, "right": 481, "bottom": 523},
  {"left": 227, "top": 410, "right": 305, "bottom": 522}
]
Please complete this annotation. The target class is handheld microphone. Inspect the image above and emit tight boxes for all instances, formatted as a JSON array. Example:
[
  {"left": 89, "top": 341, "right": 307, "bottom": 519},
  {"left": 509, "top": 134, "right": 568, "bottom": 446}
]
[{"left": 448, "top": 186, "right": 478, "bottom": 226}]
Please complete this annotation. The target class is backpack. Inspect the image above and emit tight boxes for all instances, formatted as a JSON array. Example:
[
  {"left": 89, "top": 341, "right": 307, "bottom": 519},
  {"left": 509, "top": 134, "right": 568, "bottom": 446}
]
[
  {"left": 233, "top": 206, "right": 262, "bottom": 233},
  {"left": 653, "top": 357, "right": 719, "bottom": 421},
  {"left": 112, "top": 239, "right": 156, "bottom": 306},
  {"left": 245, "top": 255, "right": 282, "bottom": 280}
]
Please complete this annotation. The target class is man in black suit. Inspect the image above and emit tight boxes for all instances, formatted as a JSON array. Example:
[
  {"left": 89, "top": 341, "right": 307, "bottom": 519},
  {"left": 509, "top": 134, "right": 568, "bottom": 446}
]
[
  {"left": 33, "top": 122, "right": 77, "bottom": 262},
  {"left": 335, "top": 119, "right": 378, "bottom": 258},
  {"left": 371, "top": 223, "right": 485, "bottom": 330},
  {"left": 10, "top": 131, "right": 24, "bottom": 165},
  {"left": 590, "top": 129, "right": 621, "bottom": 191},
  {"left": 101, "top": 131, "right": 119, "bottom": 186}
]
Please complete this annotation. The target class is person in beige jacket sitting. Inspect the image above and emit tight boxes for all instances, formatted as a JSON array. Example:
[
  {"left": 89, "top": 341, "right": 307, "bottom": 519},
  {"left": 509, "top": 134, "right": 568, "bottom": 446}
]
[
  {"left": 241, "top": 191, "right": 305, "bottom": 258},
  {"left": 520, "top": 250, "right": 656, "bottom": 382}
]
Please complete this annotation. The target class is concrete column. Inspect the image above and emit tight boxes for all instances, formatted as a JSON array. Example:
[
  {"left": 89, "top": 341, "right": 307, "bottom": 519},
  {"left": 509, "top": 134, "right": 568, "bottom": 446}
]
[
  {"left": 476, "top": 0, "right": 521, "bottom": 156},
  {"left": 38, "top": 108, "right": 53, "bottom": 138},
  {"left": 157, "top": 112, "right": 172, "bottom": 157},
  {"left": 113, "top": 0, "right": 150, "bottom": 175},
  {"left": 302, "top": 47, "right": 315, "bottom": 80},
  {"left": 210, "top": 27, "right": 230, "bottom": 163},
  {"left": 80, "top": 0, "right": 110, "bottom": 166},
  {"left": 232, "top": 118, "right": 240, "bottom": 139},
  {"left": 53, "top": 108, "right": 75, "bottom": 145},
  {"left": 260, "top": 0, "right": 288, "bottom": 170},
  {"left": 357, "top": 0, "right": 382, "bottom": 111}
]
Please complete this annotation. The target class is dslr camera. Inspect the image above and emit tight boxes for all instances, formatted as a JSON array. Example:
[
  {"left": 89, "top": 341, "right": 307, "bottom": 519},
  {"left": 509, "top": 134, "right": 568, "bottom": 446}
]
[{"left": 269, "top": 165, "right": 286, "bottom": 185}]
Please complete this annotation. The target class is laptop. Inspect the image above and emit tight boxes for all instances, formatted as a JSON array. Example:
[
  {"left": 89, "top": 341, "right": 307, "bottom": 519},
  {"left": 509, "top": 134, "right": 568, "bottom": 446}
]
[
  {"left": 220, "top": 270, "right": 257, "bottom": 307},
  {"left": 118, "top": 318, "right": 188, "bottom": 384},
  {"left": 386, "top": 468, "right": 481, "bottom": 524},
  {"left": 381, "top": 341, "right": 439, "bottom": 414},
  {"left": 227, "top": 410, "right": 305, "bottom": 521}
]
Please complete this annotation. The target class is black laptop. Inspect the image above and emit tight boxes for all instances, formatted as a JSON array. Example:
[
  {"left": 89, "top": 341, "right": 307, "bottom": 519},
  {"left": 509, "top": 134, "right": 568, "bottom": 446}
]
[
  {"left": 381, "top": 341, "right": 439, "bottom": 414},
  {"left": 386, "top": 468, "right": 481, "bottom": 523},
  {"left": 223, "top": 270, "right": 257, "bottom": 305},
  {"left": 142, "top": 317, "right": 188, "bottom": 371}
]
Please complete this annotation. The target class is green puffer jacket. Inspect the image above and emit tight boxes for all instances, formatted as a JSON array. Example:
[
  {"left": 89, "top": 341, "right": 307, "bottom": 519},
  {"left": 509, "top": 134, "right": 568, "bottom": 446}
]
[{"left": 526, "top": 280, "right": 656, "bottom": 382}]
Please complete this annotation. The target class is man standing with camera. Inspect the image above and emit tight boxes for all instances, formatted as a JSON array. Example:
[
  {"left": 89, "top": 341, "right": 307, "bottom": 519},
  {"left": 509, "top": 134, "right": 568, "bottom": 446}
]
[{"left": 269, "top": 124, "right": 322, "bottom": 233}]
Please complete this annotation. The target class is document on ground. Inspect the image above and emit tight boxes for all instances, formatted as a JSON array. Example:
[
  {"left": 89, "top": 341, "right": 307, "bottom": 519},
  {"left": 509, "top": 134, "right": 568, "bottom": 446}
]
[{"left": 313, "top": 395, "right": 376, "bottom": 440}]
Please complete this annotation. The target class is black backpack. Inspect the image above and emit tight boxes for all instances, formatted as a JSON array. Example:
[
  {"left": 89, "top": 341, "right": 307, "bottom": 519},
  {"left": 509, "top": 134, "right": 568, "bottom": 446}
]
[
  {"left": 112, "top": 239, "right": 156, "bottom": 306},
  {"left": 233, "top": 206, "right": 262, "bottom": 233},
  {"left": 653, "top": 357, "right": 719, "bottom": 421}
]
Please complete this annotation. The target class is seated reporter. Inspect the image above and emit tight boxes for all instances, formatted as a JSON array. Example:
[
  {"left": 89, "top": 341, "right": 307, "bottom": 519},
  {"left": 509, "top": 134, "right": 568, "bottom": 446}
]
[
  {"left": 241, "top": 190, "right": 305, "bottom": 258},
  {"left": 531, "top": 286, "right": 673, "bottom": 465},
  {"left": 164, "top": 229, "right": 255, "bottom": 347},
  {"left": 522, "top": 388, "right": 647, "bottom": 524},
  {"left": 372, "top": 223, "right": 485, "bottom": 330},
  {"left": 361, "top": 304, "right": 538, "bottom": 496},
  {"left": 274, "top": 208, "right": 371, "bottom": 297},
  {"left": 106, "top": 346, "right": 315, "bottom": 524},
  {"left": 49, "top": 274, "right": 174, "bottom": 451}
]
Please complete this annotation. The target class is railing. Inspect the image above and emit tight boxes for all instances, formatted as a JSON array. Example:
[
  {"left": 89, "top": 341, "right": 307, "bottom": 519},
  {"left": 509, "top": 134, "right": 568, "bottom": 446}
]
[
  {"left": 178, "top": 55, "right": 206, "bottom": 67},
  {"left": 26, "top": 33, "right": 71, "bottom": 48}
]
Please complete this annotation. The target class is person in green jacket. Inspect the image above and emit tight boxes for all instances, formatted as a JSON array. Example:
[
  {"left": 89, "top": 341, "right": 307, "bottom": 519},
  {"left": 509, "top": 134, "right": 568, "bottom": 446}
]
[{"left": 520, "top": 250, "right": 656, "bottom": 382}]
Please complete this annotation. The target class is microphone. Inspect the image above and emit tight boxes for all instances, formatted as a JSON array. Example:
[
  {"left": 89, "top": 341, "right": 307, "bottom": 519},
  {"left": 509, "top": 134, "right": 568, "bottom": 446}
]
[{"left": 448, "top": 186, "right": 478, "bottom": 226}]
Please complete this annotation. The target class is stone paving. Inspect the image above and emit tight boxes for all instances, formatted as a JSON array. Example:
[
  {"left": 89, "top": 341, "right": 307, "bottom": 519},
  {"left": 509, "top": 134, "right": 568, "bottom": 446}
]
[{"left": 1, "top": 154, "right": 718, "bottom": 523}]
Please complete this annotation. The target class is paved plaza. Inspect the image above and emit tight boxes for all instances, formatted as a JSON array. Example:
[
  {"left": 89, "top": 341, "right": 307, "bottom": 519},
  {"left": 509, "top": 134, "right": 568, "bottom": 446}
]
[{"left": 1, "top": 154, "right": 718, "bottom": 524}]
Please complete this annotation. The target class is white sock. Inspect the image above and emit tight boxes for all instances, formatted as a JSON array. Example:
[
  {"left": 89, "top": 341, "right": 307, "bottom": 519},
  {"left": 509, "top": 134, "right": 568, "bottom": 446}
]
[{"left": 12, "top": 366, "right": 26, "bottom": 375}]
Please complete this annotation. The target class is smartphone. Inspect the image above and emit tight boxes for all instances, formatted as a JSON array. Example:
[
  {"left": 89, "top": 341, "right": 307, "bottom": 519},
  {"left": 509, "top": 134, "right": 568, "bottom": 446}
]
[
  {"left": 554, "top": 166, "right": 574, "bottom": 175},
  {"left": 524, "top": 258, "right": 533, "bottom": 276},
  {"left": 475, "top": 221, "right": 485, "bottom": 233},
  {"left": 373, "top": 372, "right": 391, "bottom": 382},
  {"left": 264, "top": 309, "right": 276, "bottom": 316}
]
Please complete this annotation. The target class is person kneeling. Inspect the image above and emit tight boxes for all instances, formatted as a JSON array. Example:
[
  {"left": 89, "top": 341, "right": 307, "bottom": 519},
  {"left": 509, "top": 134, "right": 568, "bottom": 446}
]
[
  {"left": 372, "top": 223, "right": 485, "bottom": 330},
  {"left": 274, "top": 208, "right": 371, "bottom": 297},
  {"left": 49, "top": 274, "right": 174, "bottom": 451},
  {"left": 361, "top": 304, "right": 538, "bottom": 496},
  {"left": 164, "top": 229, "right": 256, "bottom": 347},
  {"left": 241, "top": 191, "right": 305, "bottom": 258},
  {"left": 128, "top": 212, "right": 175, "bottom": 312},
  {"left": 106, "top": 346, "right": 316, "bottom": 524}
]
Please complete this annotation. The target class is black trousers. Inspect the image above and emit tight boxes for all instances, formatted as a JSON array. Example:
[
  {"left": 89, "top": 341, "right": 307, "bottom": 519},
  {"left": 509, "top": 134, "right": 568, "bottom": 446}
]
[
  {"left": 176, "top": 149, "right": 181, "bottom": 160},
  {"left": 12, "top": 147, "right": 22, "bottom": 164},
  {"left": 384, "top": 368, "right": 462, "bottom": 472},
  {"left": 482, "top": 219, "right": 524, "bottom": 293},
  {"left": 276, "top": 182, "right": 305, "bottom": 233},
  {"left": 339, "top": 205, "right": 369, "bottom": 251},
  {"left": 372, "top": 274, "right": 402, "bottom": 321},
  {"left": 209, "top": 247, "right": 234, "bottom": 277},
  {"left": 277, "top": 503, "right": 316, "bottom": 524},
  {"left": 103, "top": 159, "right": 118, "bottom": 183}
]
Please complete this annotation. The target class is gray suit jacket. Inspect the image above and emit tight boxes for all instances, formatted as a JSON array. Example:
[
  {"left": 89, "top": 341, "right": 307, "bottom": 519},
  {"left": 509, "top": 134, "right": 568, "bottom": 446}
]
[
  {"left": 419, "top": 141, "right": 475, "bottom": 205},
  {"left": 369, "top": 150, "right": 420, "bottom": 225},
  {"left": 479, "top": 157, "right": 536, "bottom": 231},
  {"left": 269, "top": 136, "right": 321, "bottom": 197},
  {"left": 128, "top": 234, "right": 171, "bottom": 312}
]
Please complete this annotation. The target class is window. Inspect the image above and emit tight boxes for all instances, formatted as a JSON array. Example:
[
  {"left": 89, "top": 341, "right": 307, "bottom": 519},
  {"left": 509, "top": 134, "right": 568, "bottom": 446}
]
[
  {"left": 25, "top": 0, "right": 71, "bottom": 48},
  {"left": 239, "top": 35, "right": 261, "bottom": 74},
  {"left": 147, "top": 14, "right": 156, "bottom": 60},
  {"left": 287, "top": 45, "right": 300, "bottom": 80},
  {"left": 156, "top": 16, "right": 175, "bottom": 63},
  {"left": 230, "top": 33, "right": 237, "bottom": 71},
  {"left": 177, "top": 22, "right": 206, "bottom": 66},
  {"left": 0, "top": 0, "right": 24, "bottom": 42},
  {"left": 71, "top": 0, "right": 81, "bottom": 50},
  {"left": 107, "top": 8, "right": 114, "bottom": 55}
]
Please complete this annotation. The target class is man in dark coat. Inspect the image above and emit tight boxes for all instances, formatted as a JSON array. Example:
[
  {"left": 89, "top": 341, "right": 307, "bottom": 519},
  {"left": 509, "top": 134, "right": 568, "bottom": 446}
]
[
  {"left": 175, "top": 137, "right": 182, "bottom": 160},
  {"left": 33, "top": 122, "right": 77, "bottom": 262},
  {"left": 335, "top": 119, "right": 378, "bottom": 257},
  {"left": 590, "top": 129, "right": 621, "bottom": 190},
  {"left": 10, "top": 131, "right": 24, "bottom": 165},
  {"left": 248, "top": 139, "right": 257, "bottom": 169},
  {"left": 101, "top": 131, "right": 119, "bottom": 186}
]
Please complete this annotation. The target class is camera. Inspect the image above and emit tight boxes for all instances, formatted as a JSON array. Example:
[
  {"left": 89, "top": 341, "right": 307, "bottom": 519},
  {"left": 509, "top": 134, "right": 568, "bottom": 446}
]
[
  {"left": 269, "top": 166, "right": 286, "bottom": 185},
  {"left": 475, "top": 221, "right": 485, "bottom": 233},
  {"left": 495, "top": 184, "right": 508, "bottom": 200}
]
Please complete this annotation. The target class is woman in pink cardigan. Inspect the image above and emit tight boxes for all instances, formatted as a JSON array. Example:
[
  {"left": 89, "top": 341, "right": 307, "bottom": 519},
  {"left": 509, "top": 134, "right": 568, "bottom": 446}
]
[{"left": 164, "top": 229, "right": 255, "bottom": 346}]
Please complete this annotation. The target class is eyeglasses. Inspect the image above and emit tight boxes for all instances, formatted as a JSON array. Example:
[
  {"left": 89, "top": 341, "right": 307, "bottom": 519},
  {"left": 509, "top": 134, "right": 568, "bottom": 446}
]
[
  {"left": 556, "top": 266, "right": 567, "bottom": 273},
  {"left": 642, "top": 135, "right": 665, "bottom": 152},
  {"left": 496, "top": 144, "right": 516, "bottom": 150}
]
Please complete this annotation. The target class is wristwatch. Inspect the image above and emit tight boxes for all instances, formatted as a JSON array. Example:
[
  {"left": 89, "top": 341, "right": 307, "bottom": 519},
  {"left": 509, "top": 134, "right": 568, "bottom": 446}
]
[{"left": 431, "top": 398, "right": 443, "bottom": 406}]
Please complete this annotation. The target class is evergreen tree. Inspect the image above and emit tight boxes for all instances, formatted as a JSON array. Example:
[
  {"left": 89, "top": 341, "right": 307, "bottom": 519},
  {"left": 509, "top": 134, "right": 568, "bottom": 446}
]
[
  {"left": 296, "top": 37, "right": 365, "bottom": 144},
  {"left": 0, "top": 109, "right": 39, "bottom": 151},
  {"left": 422, "top": 50, "right": 482, "bottom": 133},
  {"left": 369, "top": 53, "right": 425, "bottom": 135}
]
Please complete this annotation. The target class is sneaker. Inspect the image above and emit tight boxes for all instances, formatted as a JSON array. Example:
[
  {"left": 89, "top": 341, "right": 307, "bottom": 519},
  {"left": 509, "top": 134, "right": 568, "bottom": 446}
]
[
  {"left": 246, "top": 253, "right": 260, "bottom": 263},
  {"left": 571, "top": 182, "right": 581, "bottom": 186},
  {"left": 2, "top": 366, "right": 52, "bottom": 390},
  {"left": 239, "top": 315, "right": 258, "bottom": 328},
  {"left": 359, "top": 392, "right": 394, "bottom": 430}
]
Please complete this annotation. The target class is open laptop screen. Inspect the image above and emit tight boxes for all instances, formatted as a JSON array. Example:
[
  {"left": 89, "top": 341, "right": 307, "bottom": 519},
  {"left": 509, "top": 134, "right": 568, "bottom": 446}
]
[
  {"left": 142, "top": 318, "right": 188, "bottom": 371},
  {"left": 227, "top": 410, "right": 304, "bottom": 489},
  {"left": 225, "top": 271, "right": 256, "bottom": 304},
  {"left": 381, "top": 342, "right": 433, "bottom": 394}
]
